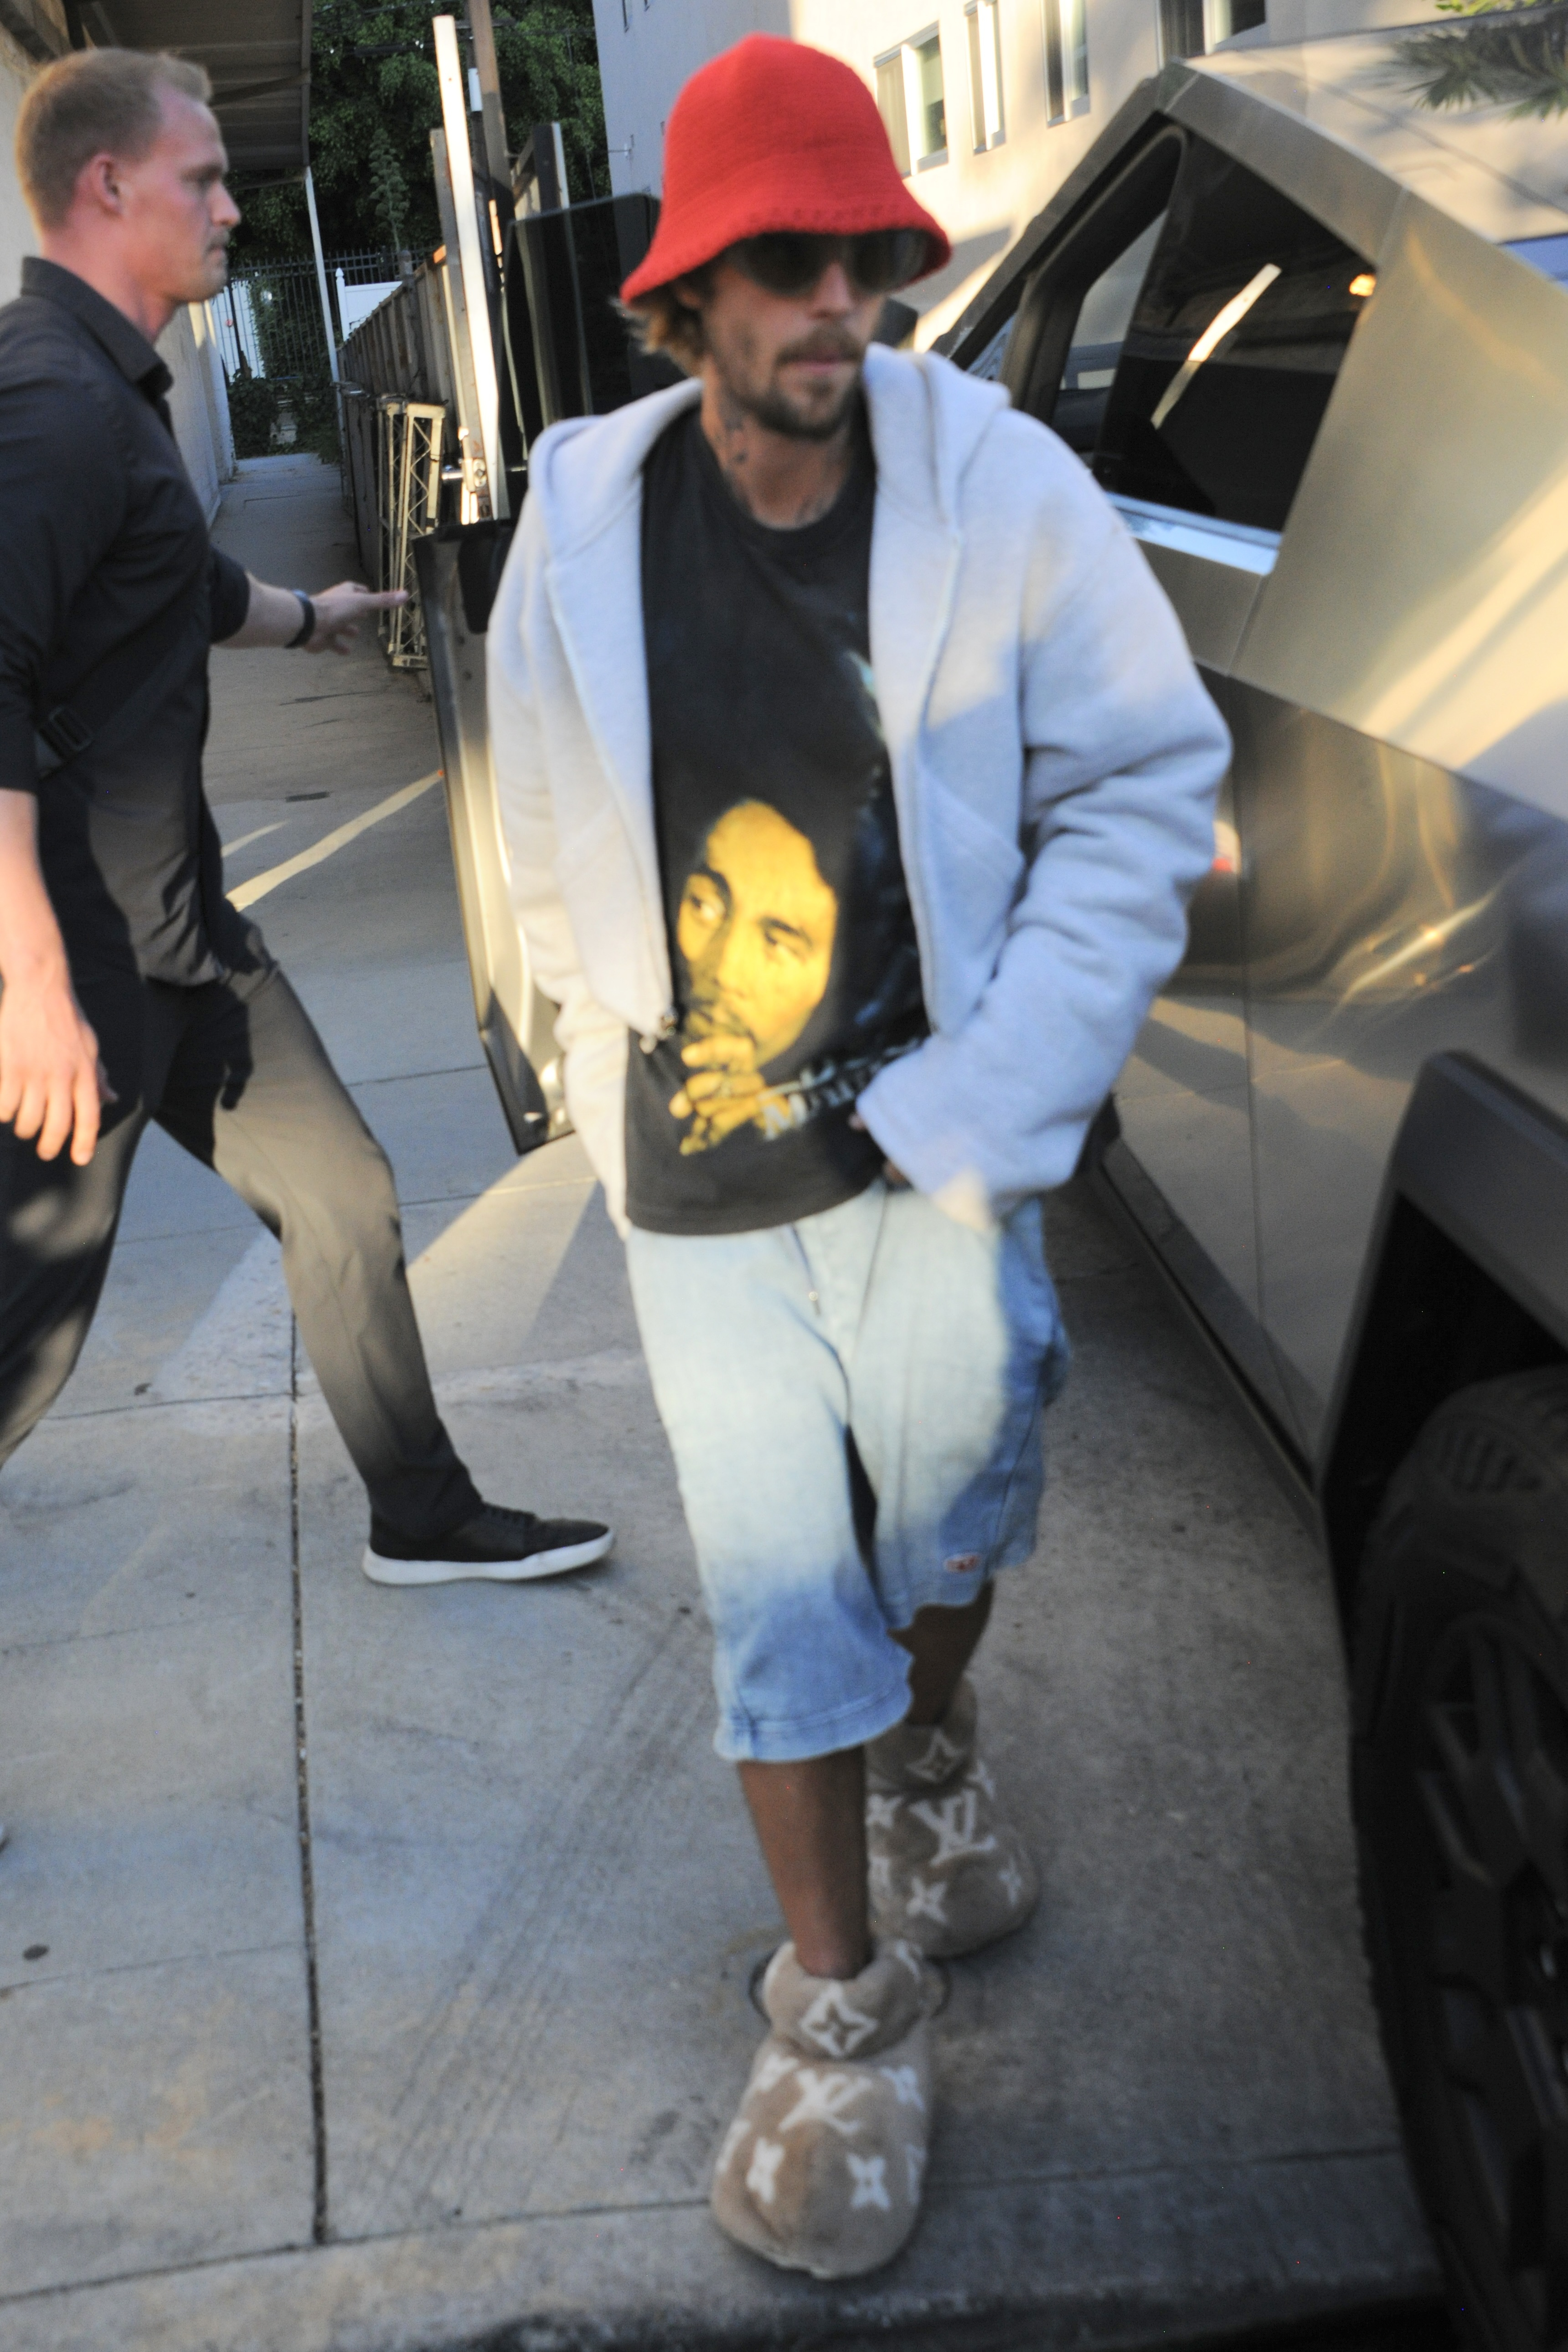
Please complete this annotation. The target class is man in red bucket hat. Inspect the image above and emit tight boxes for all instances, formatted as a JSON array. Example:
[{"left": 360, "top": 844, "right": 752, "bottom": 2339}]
[{"left": 490, "top": 33, "right": 1228, "bottom": 2279}]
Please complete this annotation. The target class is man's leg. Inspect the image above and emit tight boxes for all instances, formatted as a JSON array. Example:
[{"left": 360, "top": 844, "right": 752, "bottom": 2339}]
[
  {"left": 0, "top": 965, "right": 153, "bottom": 1470},
  {"left": 626, "top": 1209, "right": 939, "bottom": 2278},
  {"left": 851, "top": 1186, "right": 1066, "bottom": 1959},
  {"left": 894, "top": 1582, "right": 992, "bottom": 1725},
  {"left": 738, "top": 1748, "right": 868, "bottom": 1979},
  {"left": 149, "top": 959, "right": 608, "bottom": 1573},
  {"left": 734, "top": 1584, "right": 992, "bottom": 1979}
]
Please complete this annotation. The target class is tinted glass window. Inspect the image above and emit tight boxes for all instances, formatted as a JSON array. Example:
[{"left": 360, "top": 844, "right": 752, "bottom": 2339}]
[
  {"left": 1093, "top": 141, "right": 1372, "bottom": 533},
  {"left": 1053, "top": 212, "right": 1166, "bottom": 454}
]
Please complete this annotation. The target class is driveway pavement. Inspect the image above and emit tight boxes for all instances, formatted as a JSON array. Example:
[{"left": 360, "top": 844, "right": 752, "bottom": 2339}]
[{"left": 0, "top": 455, "right": 1439, "bottom": 2351}]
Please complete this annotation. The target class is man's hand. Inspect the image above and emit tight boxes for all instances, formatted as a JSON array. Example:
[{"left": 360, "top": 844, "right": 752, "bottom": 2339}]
[
  {"left": 219, "top": 577, "right": 408, "bottom": 655},
  {"left": 304, "top": 581, "right": 408, "bottom": 656},
  {"left": 0, "top": 971, "right": 106, "bottom": 1165},
  {"left": 671, "top": 1033, "right": 776, "bottom": 1154},
  {"left": 849, "top": 1110, "right": 909, "bottom": 1188},
  {"left": 0, "top": 788, "right": 109, "bottom": 1166}
]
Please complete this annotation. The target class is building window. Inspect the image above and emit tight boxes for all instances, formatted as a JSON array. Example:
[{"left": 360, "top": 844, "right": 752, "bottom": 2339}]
[
  {"left": 1159, "top": 0, "right": 1264, "bottom": 58},
  {"left": 1043, "top": 0, "right": 1089, "bottom": 120},
  {"left": 916, "top": 32, "right": 947, "bottom": 160},
  {"left": 966, "top": 0, "right": 1005, "bottom": 149},
  {"left": 875, "top": 30, "right": 948, "bottom": 175},
  {"left": 876, "top": 50, "right": 911, "bottom": 173}
]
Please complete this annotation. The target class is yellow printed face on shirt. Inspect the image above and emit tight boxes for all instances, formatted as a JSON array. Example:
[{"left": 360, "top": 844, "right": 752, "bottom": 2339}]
[{"left": 670, "top": 799, "right": 838, "bottom": 1154}]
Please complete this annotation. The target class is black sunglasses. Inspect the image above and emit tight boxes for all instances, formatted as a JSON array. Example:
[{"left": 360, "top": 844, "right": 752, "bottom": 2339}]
[{"left": 728, "top": 229, "right": 930, "bottom": 300}]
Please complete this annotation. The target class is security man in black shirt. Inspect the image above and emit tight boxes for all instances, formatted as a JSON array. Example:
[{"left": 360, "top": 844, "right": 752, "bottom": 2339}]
[{"left": 0, "top": 48, "right": 613, "bottom": 1598}]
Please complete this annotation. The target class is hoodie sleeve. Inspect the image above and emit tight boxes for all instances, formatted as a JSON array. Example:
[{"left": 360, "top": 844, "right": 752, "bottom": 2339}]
[
  {"left": 488, "top": 490, "right": 632, "bottom": 1221},
  {"left": 855, "top": 438, "right": 1230, "bottom": 1225}
]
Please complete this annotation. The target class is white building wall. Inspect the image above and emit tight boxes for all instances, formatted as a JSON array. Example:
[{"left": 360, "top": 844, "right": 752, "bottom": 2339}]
[
  {"left": 0, "top": 19, "right": 233, "bottom": 518},
  {"left": 598, "top": 0, "right": 790, "bottom": 206},
  {"left": 591, "top": 0, "right": 1443, "bottom": 346},
  {"left": 0, "top": 24, "right": 41, "bottom": 277}
]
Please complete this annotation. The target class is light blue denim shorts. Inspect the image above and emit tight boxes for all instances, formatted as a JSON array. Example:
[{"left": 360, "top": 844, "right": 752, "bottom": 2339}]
[{"left": 624, "top": 1180, "right": 1069, "bottom": 1764}]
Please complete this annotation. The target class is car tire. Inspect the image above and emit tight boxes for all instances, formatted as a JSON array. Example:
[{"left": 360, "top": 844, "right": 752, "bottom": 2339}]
[{"left": 1353, "top": 1367, "right": 1568, "bottom": 2352}]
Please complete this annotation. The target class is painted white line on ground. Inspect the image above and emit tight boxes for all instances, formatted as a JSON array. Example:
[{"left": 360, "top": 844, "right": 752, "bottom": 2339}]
[
  {"left": 229, "top": 771, "right": 442, "bottom": 910},
  {"left": 222, "top": 820, "right": 288, "bottom": 859}
]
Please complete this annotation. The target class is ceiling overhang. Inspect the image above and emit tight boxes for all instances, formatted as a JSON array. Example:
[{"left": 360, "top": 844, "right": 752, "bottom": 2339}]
[{"left": 80, "top": 0, "right": 311, "bottom": 180}]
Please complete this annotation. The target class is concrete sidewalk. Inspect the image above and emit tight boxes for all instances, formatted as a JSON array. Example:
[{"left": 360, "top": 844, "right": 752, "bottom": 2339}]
[{"left": 0, "top": 456, "right": 1438, "bottom": 2352}]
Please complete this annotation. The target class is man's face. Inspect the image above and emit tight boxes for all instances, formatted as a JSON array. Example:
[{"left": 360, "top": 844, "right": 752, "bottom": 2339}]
[
  {"left": 689, "top": 252, "right": 882, "bottom": 441},
  {"left": 109, "top": 91, "right": 239, "bottom": 305},
  {"left": 677, "top": 801, "right": 837, "bottom": 1067}
]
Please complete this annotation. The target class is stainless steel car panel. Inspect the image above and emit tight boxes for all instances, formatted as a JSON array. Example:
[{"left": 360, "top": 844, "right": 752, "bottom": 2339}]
[
  {"left": 415, "top": 531, "right": 564, "bottom": 1152},
  {"left": 1123, "top": 528, "right": 1266, "bottom": 668},
  {"left": 1223, "top": 676, "right": 1568, "bottom": 1449},
  {"left": 1166, "top": 62, "right": 1401, "bottom": 263},
  {"left": 1232, "top": 193, "right": 1568, "bottom": 814},
  {"left": 1109, "top": 742, "right": 1307, "bottom": 1426},
  {"left": 1192, "top": 32, "right": 1568, "bottom": 246}
]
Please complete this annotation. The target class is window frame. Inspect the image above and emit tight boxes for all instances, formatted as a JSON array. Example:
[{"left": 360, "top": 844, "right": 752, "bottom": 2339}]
[
  {"left": 1043, "top": 0, "right": 1090, "bottom": 124},
  {"left": 875, "top": 26, "right": 949, "bottom": 175},
  {"left": 965, "top": 0, "right": 1006, "bottom": 152}
]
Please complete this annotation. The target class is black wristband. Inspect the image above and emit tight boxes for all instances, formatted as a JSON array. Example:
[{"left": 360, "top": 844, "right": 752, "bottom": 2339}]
[{"left": 286, "top": 591, "right": 315, "bottom": 649}]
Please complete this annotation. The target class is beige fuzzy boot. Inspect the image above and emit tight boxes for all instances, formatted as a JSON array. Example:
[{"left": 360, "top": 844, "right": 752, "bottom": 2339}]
[
  {"left": 865, "top": 1676, "right": 1039, "bottom": 1958},
  {"left": 710, "top": 1939, "right": 939, "bottom": 2279}
]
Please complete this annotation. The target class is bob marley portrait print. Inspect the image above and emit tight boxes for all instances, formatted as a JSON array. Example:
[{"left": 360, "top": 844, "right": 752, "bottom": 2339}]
[
  {"left": 625, "top": 409, "right": 928, "bottom": 1238},
  {"left": 671, "top": 799, "right": 836, "bottom": 1154}
]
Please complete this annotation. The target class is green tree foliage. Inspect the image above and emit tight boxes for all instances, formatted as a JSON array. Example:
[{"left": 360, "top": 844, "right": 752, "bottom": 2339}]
[
  {"left": 1394, "top": 0, "right": 1568, "bottom": 117},
  {"left": 230, "top": 0, "right": 606, "bottom": 265},
  {"left": 368, "top": 123, "right": 410, "bottom": 251}
]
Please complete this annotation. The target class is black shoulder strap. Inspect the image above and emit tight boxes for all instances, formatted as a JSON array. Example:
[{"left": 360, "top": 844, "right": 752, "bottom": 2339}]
[{"left": 33, "top": 572, "right": 212, "bottom": 784}]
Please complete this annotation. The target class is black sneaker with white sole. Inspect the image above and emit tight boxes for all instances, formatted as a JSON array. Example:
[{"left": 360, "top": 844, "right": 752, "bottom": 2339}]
[{"left": 363, "top": 1502, "right": 614, "bottom": 1587}]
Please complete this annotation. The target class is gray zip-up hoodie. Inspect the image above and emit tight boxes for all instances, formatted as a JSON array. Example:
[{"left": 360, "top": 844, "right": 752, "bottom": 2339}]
[{"left": 487, "top": 342, "right": 1231, "bottom": 1234}]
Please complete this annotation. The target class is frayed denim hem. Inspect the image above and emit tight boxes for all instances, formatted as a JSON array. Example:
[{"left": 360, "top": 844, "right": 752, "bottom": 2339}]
[{"left": 713, "top": 1673, "right": 914, "bottom": 1766}]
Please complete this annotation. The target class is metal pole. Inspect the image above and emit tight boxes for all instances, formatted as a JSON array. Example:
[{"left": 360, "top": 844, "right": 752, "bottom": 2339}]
[
  {"left": 303, "top": 165, "right": 340, "bottom": 384},
  {"left": 430, "top": 125, "right": 490, "bottom": 523},
  {"left": 433, "top": 15, "right": 508, "bottom": 519},
  {"left": 466, "top": 0, "right": 512, "bottom": 191}
]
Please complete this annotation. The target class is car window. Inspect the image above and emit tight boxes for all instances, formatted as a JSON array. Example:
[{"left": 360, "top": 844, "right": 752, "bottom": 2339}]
[
  {"left": 967, "top": 314, "right": 1015, "bottom": 382},
  {"left": 1093, "top": 139, "right": 1373, "bottom": 534},
  {"left": 1052, "top": 213, "right": 1166, "bottom": 455},
  {"left": 1506, "top": 232, "right": 1568, "bottom": 286}
]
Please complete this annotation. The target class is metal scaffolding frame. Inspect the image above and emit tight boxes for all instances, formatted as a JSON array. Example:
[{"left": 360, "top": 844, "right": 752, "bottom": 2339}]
[{"left": 377, "top": 398, "right": 446, "bottom": 670}]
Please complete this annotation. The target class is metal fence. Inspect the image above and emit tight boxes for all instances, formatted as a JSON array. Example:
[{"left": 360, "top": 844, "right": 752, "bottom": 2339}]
[{"left": 212, "top": 250, "right": 401, "bottom": 382}]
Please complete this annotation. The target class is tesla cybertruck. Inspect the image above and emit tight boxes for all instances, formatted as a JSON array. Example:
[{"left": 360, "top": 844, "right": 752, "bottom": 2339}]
[
  {"left": 937, "top": 15, "right": 1568, "bottom": 2342},
  {"left": 423, "top": 19, "right": 1568, "bottom": 2340}
]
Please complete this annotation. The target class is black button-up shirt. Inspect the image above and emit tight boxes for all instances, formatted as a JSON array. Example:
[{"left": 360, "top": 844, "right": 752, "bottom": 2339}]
[{"left": 0, "top": 258, "right": 254, "bottom": 985}]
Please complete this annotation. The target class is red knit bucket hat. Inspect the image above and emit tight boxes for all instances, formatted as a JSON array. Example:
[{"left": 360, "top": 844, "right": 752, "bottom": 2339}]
[{"left": 619, "top": 35, "right": 950, "bottom": 302}]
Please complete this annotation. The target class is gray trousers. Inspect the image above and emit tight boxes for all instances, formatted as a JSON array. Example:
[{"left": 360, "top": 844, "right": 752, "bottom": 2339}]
[{"left": 0, "top": 952, "right": 480, "bottom": 1542}]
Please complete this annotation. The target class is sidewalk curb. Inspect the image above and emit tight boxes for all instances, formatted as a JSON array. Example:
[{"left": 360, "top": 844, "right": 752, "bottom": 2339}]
[{"left": 0, "top": 2147, "right": 1439, "bottom": 2352}]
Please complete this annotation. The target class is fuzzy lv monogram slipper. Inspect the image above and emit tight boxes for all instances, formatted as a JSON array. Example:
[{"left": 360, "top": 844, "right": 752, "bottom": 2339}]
[
  {"left": 865, "top": 1676, "right": 1039, "bottom": 1958},
  {"left": 711, "top": 1938, "right": 939, "bottom": 2279}
]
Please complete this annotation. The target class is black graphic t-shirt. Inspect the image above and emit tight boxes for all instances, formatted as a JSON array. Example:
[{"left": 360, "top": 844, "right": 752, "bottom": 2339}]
[{"left": 625, "top": 407, "right": 928, "bottom": 1236}]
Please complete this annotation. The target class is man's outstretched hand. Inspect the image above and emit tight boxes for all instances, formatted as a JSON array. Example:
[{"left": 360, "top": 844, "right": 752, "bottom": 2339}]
[
  {"left": 304, "top": 581, "right": 409, "bottom": 656},
  {"left": 220, "top": 577, "right": 409, "bottom": 656},
  {"left": 0, "top": 970, "right": 108, "bottom": 1166}
]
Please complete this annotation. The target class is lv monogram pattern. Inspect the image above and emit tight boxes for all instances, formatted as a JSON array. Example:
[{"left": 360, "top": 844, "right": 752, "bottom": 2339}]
[
  {"left": 865, "top": 1678, "right": 1040, "bottom": 1960},
  {"left": 710, "top": 1939, "right": 937, "bottom": 2281}
]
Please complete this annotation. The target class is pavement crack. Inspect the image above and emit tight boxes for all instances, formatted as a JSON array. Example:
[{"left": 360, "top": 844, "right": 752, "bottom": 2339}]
[{"left": 289, "top": 1310, "right": 329, "bottom": 2244}]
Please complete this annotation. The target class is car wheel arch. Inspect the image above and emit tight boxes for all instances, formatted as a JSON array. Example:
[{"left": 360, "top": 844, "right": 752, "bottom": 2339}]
[{"left": 1321, "top": 1052, "right": 1568, "bottom": 1652}]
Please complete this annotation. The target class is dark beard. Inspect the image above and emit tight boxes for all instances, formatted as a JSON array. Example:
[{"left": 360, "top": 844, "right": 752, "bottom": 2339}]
[
  {"left": 713, "top": 325, "right": 867, "bottom": 442},
  {"left": 738, "top": 373, "right": 863, "bottom": 443}
]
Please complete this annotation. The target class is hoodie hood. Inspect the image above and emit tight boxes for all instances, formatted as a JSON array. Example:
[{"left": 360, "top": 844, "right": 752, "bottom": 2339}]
[{"left": 523, "top": 345, "right": 1010, "bottom": 562}]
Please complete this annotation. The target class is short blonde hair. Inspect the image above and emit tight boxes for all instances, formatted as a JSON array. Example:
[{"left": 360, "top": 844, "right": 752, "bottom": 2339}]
[
  {"left": 618, "top": 268, "right": 714, "bottom": 376},
  {"left": 16, "top": 47, "right": 211, "bottom": 230}
]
